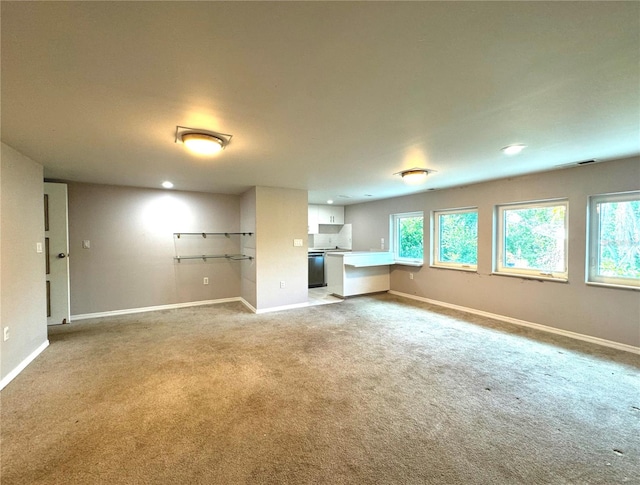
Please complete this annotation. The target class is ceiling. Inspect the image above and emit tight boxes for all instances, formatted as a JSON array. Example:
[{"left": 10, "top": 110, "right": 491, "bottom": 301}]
[{"left": 2, "top": 1, "right": 639, "bottom": 205}]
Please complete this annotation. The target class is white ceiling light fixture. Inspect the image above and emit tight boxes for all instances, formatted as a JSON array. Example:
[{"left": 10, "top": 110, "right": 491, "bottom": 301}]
[
  {"left": 161, "top": 181, "right": 174, "bottom": 189},
  {"left": 501, "top": 144, "right": 527, "bottom": 155},
  {"left": 395, "top": 168, "right": 433, "bottom": 185},
  {"left": 183, "top": 133, "right": 224, "bottom": 155},
  {"left": 175, "top": 126, "right": 232, "bottom": 156},
  {"left": 327, "top": 199, "right": 334, "bottom": 204}
]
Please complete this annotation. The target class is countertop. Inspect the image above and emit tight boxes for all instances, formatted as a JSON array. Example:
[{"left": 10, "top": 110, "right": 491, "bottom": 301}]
[
  {"left": 325, "top": 251, "right": 389, "bottom": 256},
  {"left": 325, "top": 251, "right": 395, "bottom": 267}
]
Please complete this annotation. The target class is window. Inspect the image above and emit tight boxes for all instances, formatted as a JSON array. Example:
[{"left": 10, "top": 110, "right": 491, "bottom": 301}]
[
  {"left": 391, "top": 212, "right": 424, "bottom": 264},
  {"left": 495, "top": 199, "right": 568, "bottom": 280},
  {"left": 432, "top": 208, "right": 478, "bottom": 270},
  {"left": 587, "top": 191, "right": 640, "bottom": 289}
]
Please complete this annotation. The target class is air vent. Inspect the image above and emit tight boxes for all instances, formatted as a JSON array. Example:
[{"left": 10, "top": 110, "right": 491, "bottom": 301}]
[{"left": 555, "top": 159, "right": 600, "bottom": 170}]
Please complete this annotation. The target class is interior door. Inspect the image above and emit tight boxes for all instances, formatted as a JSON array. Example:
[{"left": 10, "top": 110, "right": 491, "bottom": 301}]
[{"left": 44, "top": 182, "right": 70, "bottom": 325}]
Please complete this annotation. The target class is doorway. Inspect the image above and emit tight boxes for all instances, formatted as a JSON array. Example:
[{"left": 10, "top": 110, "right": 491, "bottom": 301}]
[{"left": 44, "top": 182, "right": 70, "bottom": 325}]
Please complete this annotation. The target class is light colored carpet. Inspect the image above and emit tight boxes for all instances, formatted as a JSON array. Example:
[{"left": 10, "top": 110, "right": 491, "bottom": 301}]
[{"left": 1, "top": 293, "right": 638, "bottom": 484}]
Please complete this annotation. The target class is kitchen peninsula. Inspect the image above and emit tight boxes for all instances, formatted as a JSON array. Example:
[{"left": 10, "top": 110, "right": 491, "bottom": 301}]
[{"left": 325, "top": 251, "right": 395, "bottom": 298}]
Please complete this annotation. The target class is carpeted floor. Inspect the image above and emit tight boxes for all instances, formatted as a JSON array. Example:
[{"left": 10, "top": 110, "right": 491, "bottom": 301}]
[{"left": 1, "top": 293, "right": 639, "bottom": 484}]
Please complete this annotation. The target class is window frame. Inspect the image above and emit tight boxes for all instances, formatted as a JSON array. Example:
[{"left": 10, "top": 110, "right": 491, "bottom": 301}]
[
  {"left": 431, "top": 207, "right": 478, "bottom": 271},
  {"left": 586, "top": 190, "right": 640, "bottom": 290},
  {"left": 390, "top": 211, "right": 424, "bottom": 266},
  {"left": 494, "top": 198, "right": 569, "bottom": 281}
]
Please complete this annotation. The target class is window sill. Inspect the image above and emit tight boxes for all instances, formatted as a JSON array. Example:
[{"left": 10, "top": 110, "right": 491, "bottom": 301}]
[
  {"left": 492, "top": 272, "right": 568, "bottom": 283},
  {"left": 394, "top": 261, "right": 424, "bottom": 267},
  {"left": 431, "top": 264, "right": 477, "bottom": 272},
  {"left": 586, "top": 281, "right": 639, "bottom": 291}
]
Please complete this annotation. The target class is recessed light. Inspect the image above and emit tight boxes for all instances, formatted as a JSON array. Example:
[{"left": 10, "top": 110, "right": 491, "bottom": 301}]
[
  {"left": 327, "top": 199, "right": 334, "bottom": 204},
  {"left": 162, "top": 181, "right": 174, "bottom": 189},
  {"left": 501, "top": 144, "right": 527, "bottom": 155}
]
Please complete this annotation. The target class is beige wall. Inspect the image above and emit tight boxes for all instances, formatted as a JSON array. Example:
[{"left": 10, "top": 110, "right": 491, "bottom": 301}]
[
  {"left": 0, "top": 143, "right": 48, "bottom": 384},
  {"left": 240, "top": 187, "right": 257, "bottom": 308},
  {"left": 255, "top": 186, "right": 308, "bottom": 311},
  {"left": 67, "top": 183, "right": 309, "bottom": 315},
  {"left": 346, "top": 156, "right": 640, "bottom": 348},
  {"left": 67, "top": 183, "right": 242, "bottom": 315}
]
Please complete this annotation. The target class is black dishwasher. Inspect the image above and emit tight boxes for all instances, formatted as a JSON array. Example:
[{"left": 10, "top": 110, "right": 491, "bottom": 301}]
[{"left": 308, "top": 251, "right": 325, "bottom": 288}]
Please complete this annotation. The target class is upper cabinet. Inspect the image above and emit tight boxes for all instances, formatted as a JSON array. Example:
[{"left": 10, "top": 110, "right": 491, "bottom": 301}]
[
  {"left": 308, "top": 205, "right": 319, "bottom": 234},
  {"left": 309, "top": 205, "right": 344, "bottom": 233},
  {"left": 318, "top": 205, "right": 344, "bottom": 224}
]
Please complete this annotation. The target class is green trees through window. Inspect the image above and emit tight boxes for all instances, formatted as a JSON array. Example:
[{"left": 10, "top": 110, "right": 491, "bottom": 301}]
[
  {"left": 391, "top": 192, "right": 638, "bottom": 288},
  {"left": 589, "top": 192, "right": 640, "bottom": 287},
  {"left": 436, "top": 210, "right": 478, "bottom": 267},
  {"left": 503, "top": 205, "right": 567, "bottom": 273},
  {"left": 497, "top": 200, "right": 568, "bottom": 278},
  {"left": 392, "top": 212, "right": 424, "bottom": 262},
  {"left": 597, "top": 200, "right": 640, "bottom": 278},
  {"left": 398, "top": 216, "right": 424, "bottom": 259}
]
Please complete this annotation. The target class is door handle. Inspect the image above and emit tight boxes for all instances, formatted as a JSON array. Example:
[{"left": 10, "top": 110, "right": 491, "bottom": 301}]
[{"left": 57, "top": 253, "right": 67, "bottom": 259}]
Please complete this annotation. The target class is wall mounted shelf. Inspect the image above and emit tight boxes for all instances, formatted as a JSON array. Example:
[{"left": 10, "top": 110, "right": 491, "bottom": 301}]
[
  {"left": 173, "top": 232, "right": 254, "bottom": 262},
  {"left": 175, "top": 232, "right": 254, "bottom": 238},
  {"left": 174, "top": 254, "right": 253, "bottom": 262}
]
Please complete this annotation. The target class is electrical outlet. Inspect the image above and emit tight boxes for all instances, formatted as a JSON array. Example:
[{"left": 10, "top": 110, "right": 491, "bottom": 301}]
[
  {"left": 409, "top": 273, "right": 414, "bottom": 280},
  {"left": 293, "top": 239, "right": 303, "bottom": 247},
  {"left": 203, "top": 277, "right": 209, "bottom": 285},
  {"left": 380, "top": 237, "right": 385, "bottom": 249},
  {"left": 82, "top": 240, "right": 91, "bottom": 249},
  {"left": 3, "top": 327, "right": 9, "bottom": 341},
  {"left": 280, "top": 281, "right": 286, "bottom": 289}
]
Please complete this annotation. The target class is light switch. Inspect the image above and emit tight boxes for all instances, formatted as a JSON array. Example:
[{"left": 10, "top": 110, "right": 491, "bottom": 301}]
[
  {"left": 36, "top": 242, "right": 43, "bottom": 253},
  {"left": 82, "top": 240, "right": 91, "bottom": 249},
  {"left": 293, "top": 239, "right": 303, "bottom": 247}
]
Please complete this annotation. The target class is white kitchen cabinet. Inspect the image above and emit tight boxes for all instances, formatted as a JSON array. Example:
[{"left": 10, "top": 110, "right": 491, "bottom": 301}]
[
  {"left": 325, "top": 251, "right": 393, "bottom": 297},
  {"left": 317, "top": 205, "right": 344, "bottom": 225},
  {"left": 308, "top": 204, "right": 344, "bottom": 232},
  {"left": 308, "top": 205, "right": 319, "bottom": 234}
]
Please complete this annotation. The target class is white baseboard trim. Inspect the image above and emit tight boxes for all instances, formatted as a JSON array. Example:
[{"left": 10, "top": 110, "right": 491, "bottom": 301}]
[
  {"left": 71, "top": 297, "right": 244, "bottom": 321},
  {"left": 71, "top": 296, "right": 314, "bottom": 320},
  {"left": 239, "top": 298, "right": 257, "bottom": 313},
  {"left": 255, "top": 301, "right": 310, "bottom": 314},
  {"left": 388, "top": 291, "right": 640, "bottom": 355},
  {"left": 239, "top": 297, "right": 341, "bottom": 314},
  {"left": 0, "top": 340, "right": 50, "bottom": 391},
  {"left": 238, "top": 297, "right": 311, "bottom": 314}
]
